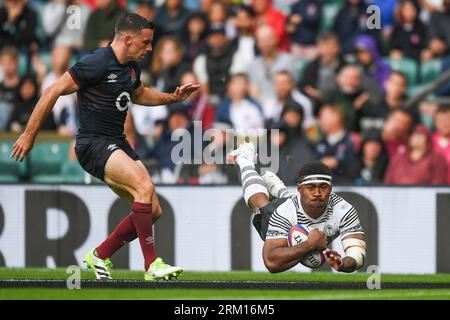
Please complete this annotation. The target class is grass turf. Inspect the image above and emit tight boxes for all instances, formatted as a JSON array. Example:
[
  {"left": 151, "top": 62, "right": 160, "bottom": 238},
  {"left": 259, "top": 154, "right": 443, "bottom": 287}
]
[{"left": 0, "top": 268, "right": 449, "bottom": 300}]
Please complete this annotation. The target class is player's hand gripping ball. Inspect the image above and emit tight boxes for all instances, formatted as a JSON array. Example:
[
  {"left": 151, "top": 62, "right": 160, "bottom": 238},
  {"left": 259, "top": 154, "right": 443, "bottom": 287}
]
[{"left": 288, "top": 224, "right": 326, "bottom": 269}]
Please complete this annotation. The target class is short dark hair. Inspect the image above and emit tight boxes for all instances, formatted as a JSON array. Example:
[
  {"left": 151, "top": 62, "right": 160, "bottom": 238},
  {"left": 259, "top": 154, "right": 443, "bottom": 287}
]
[
  {"left": 115, "top": 13, "right": 155, "bottom": 34},
  {"left": 317, "top": 32, "right": 340, "bottom": 45},
  {"left": 436, "top": 103, "right": 450, "bottom": 114},
  {"left": 297, "top": 161, "right": 332, "bottom": 182},
  {"left": 389, "top": 70, "right": 408, "bottom": 84},
  {"left": 234, "top": 4, "right": 255, "bottom": 17}
]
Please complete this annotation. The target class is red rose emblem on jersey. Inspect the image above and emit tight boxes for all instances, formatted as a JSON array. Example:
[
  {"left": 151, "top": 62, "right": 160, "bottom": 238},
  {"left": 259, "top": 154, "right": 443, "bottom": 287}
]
[{"left": 130, "top": 69, "right": 137, "bottom": 83}]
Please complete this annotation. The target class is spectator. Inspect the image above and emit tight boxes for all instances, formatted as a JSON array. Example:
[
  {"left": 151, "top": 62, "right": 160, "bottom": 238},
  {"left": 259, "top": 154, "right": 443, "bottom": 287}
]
[
  {"left": 42, "top": 0, "right": 92, "bottom": 49},
  {"left": 432, "top": 104, "right": 450, "bottom": 183},
  {"left": 358, "top": 71, "right": 413, "bottom": 132},
  {"left": 382, "top": 108, "right": 414, "bottom": 157},
  {"left": 322, "top": 65, "right": 380, "bottom": 132},
  {"left": 371, "top": 0, "right": 398, "bottom": 39},
  {"left": 41, "top": 46, "right": 77, "bottom": 136},
  {"left": 298, "top": 32, "right": 345, "bottom": 113},
  {"left": 333, "top": 0, "right": 380, "bottom": 54},
  {"left": 286, "top": 0, "right": 322, "bottom": 60},
  {"left": 135, "top": 0, "right": 154, "bottom": 21},
  {"left": 389, "top": 0, "right": 427, "bottom": 61},
  {"left": 423, "top": 0, "right": 450, "bottom": 61},
  {"left": 0, "top": 0, "right": 38, "bottom": 51},
  {"left": 83, "top": 0, "right": 125, "bottom": 51},
  {"left": 384, "top": 124, "right": 448, "bottom": 185},
  {"left": 197, "top": 121, "right": 238, "bottom": 185},
  {"left": 8, "top": 76, "right": 56, "bottom": 133},
  {"left": 354, "top": 35, "right": 391, "bottom": 90},
  {"left": 273, "top": 100, "right": 317, "bottom": 185},
  {"left": 207, "top": 0, "right": 234, "bottom": 38},
  {"left": 248, "top": 26, "right": 296, "bottom": 105},
  {"left": 153, "top": 106, "right": 193, "bottom": 184},
  {"left": 155, "top": 0, "right": 191, "bottom": 39},
  {"left": 264, "top": 71, "right": 314, "bottom": 129},
  {"left": 344, "top": 129, "right": 389, "bottom": 185},
  {"left": 216, "top": 73, "right": 265, "bottom": 133},
  {"left": 229, "top": 4, "right": 257, "bottom": 75},
  {"left": 130, "top": 103, "right": 168, "bottom": 152},
  {"left": 193, "top": 26, "right": 239, "bottom": 104},
  {"left": 181, "top": 12, "right": 209, "bottom": 65},
  {"left": 81, "top": 0, "right": 126, "bottom": 9},
  {"left": 134, "top": 0, "right": 156, "bottom": 74},
  {"left": 0, "top": 46, "right": 20, "bottom": 131},
  {"left": 251, "top": 0, "right": 289, "bottom": 51},
  {"left": 150, "top": 36, "right": 190, "bottom": 93},
  {"left": 420, "top": 0, "right": 445, "bottom": 22},
  {"left": 316, "top": 105, "right": 355, "bottom": 182},
  {"left": 174, "top": 71, "right": 216, "bottom": 130}
]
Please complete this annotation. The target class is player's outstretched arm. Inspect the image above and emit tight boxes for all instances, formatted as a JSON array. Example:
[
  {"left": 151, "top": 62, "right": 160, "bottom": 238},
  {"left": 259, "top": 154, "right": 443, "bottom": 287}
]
[
  {"left": 263, "top": 229, "right": 327, "bottom": 273},
  {"left": 132, "top": 83, "right": 200, "bottom": 106},
  {"left": 10, "top": 72, "right": 79, "bottom": 161},
  {"left": 323, "top": 233, "right": 366, "bottom": 273}
]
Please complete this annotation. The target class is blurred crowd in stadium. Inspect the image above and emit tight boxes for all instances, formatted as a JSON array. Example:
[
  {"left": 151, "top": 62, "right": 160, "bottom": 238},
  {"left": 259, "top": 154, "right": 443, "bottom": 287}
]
[{"left": 1, "top": 0, "right": 450, "bottom": 186}]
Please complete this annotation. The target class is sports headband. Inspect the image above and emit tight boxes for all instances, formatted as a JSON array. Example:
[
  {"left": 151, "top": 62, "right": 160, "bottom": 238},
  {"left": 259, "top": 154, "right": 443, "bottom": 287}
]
[{"left": 298, "top": 174, "right": 332, "bottom": 186}]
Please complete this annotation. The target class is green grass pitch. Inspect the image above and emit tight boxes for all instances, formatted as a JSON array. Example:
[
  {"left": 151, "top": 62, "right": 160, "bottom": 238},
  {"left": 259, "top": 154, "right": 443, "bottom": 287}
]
[{"left": 0, "top": 268, "right": 449, "bottom": 300}]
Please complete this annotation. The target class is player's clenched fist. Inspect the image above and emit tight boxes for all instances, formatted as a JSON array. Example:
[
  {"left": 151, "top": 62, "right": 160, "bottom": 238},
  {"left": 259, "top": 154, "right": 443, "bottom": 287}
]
[
  {"left": 306, "top": 229, "right": 327, "bottom": 251},
  {"left": 10, "top": 133, "right": 35, "bottom": 162}
]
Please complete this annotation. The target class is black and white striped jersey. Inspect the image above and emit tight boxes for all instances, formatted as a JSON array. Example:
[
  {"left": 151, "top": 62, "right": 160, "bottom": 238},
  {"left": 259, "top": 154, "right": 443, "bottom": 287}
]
[{"left": 266, "top": 192, "right": 364, "bottom": 243}]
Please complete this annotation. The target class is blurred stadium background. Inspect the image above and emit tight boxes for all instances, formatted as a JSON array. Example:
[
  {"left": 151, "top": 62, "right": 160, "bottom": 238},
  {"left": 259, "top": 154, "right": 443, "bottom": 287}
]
[{"left": 1, "top": 0, "right": 450, "bottom": 299}]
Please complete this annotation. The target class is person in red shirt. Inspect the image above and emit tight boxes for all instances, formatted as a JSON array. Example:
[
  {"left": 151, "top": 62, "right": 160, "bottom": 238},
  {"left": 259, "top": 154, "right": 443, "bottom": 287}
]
[
  {"left": 82, "top": 0, "right": 126, "bottom": 9},
  {"left": 252, "top": 0, "right": 290, "bottom": 51},
  {"left": 384, "top": 125, "right": 448, "bottom": 185},
  {"left": 432, "top": 104, "right": 450, "bottom": 184},
  {"left": 382, "top": 109, "right": 414, "bottom": 157}
]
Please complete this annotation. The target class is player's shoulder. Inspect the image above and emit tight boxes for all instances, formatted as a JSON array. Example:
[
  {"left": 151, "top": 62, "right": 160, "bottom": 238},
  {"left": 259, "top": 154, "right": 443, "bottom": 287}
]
[
  {"left": 329, "top": 192, "right": 356, "bottom": 218},
  {"left": 277, "top": 195, "right": 299, "bottom": 217},
  {"left": 267, "top": 196, "right": 297, "bottom": 217},
  {"left": 77, "top": 47, "right": 113, "bottom": 69}
]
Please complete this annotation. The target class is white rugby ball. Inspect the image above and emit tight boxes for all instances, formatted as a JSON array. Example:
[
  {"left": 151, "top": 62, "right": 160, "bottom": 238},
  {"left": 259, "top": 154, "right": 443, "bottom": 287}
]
[{"left": 287, "top": 224, "right": 325, "bottom": 269}]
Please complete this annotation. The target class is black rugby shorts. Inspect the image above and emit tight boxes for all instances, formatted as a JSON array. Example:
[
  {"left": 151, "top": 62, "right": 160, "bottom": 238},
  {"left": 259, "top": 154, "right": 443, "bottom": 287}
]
[{"left": 75, "top": 135, "right": 140, "bottom": 182}]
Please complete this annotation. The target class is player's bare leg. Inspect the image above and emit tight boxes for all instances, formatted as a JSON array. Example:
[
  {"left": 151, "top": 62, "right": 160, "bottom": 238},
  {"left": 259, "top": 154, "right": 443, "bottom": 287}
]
[
  {"left": 85, "top": 150, "right": 182, "bottom": 281},
  {"left": 107, "top": 160, "right": 162, "bottom": 222}
]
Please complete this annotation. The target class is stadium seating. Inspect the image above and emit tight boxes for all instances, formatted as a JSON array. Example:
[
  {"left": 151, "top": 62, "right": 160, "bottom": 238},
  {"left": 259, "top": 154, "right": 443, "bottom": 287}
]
[
  {"left": 61, "top": 160, "right": 87, "bottom": 183},
  {"left": 386, "top": 58, "right": 418, "bottom": 85},
  {"left": 407, "top": 83, "right": 430, "bottom": 98},
  {"left": 420, "top": 59, "right": 443, "bottom": 84},
  {"left": 29, "top": 142, "right": 70, "bottom": 183},
  {"left": 296, "top": 58, "right": 309, "bottom": 82},
  {"left": 0, "top": 141, "right": 27, "bottom": 182},
  {"left": 320, "top": 1, "right": 344, "bottom": 32}
]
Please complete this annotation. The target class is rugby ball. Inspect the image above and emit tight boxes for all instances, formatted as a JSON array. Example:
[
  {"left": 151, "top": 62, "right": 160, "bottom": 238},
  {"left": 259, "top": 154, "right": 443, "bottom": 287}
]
[{"left": 287, "top": 224, "right": 325, "bottom": 269}]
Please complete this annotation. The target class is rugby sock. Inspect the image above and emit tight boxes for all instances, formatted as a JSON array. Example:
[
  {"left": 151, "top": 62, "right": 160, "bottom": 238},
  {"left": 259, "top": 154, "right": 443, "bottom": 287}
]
[
  {"left": 95, "top": 214, "right": 137, "bottom": 260},
  {"left": 237, "top": 157, "right": 269, "bottom": 205},
  {"left": 130, "top": 202, "right": 157, "bottom": 271},
  {"left": 271, "top": 184, "right": 295, "bottom": 199}
]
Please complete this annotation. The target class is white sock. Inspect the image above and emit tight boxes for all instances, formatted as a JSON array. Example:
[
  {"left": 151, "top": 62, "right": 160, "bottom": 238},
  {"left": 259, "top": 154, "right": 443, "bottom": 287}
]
[{"left": 237, "top": 156, "right": 268, "bottom": 206}]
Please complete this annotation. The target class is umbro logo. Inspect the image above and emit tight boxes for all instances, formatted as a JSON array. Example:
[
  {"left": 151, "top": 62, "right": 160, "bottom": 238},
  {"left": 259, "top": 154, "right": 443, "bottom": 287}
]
[
  {"left": 145, "top": 236, "right": 154, "bottom": 244},
  {"left": 107, "top": 144, "right": 118, "bottom": 151},
  {"left": 107, "top": 73, "right": 117, "bottom": 83}
]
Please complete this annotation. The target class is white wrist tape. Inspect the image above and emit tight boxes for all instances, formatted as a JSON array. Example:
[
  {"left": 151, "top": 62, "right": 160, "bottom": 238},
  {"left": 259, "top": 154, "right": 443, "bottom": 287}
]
[{"left": 342, "top": 238, "right": 366, "bottom": 269}]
